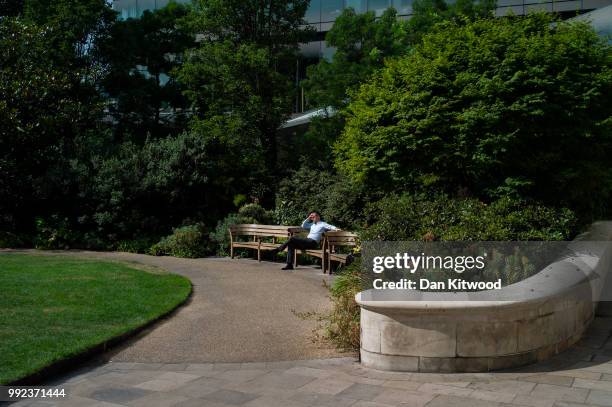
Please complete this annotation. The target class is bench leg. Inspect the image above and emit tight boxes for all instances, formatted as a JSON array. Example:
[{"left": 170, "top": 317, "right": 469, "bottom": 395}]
[
  {"left": 257, "top": 248, "right": 261, "bottom": 262},
  {"left": 322, "top": 253, "right": 326, "bottom": 274},
  {"left": 230, "top": 245, "right": 234, "bottom": 259},
  {"left": 293, "top": 250, "right": 297, "bottom": 268}
]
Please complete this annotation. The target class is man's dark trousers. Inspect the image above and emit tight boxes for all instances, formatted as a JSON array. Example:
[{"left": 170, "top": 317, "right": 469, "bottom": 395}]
[{"left": 277, "top": 237, "right": 318, "bottom": 266}]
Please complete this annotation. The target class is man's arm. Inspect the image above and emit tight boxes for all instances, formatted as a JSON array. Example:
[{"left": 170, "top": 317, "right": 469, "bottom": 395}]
[
  {"left": 301, "top": 218, "right": 313, "bottom": 229},
  {"left": 321, "top": 222, "right": 340, "bottom": 231}
]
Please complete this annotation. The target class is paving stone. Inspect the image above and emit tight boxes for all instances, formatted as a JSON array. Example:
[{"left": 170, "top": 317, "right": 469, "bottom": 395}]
[
  {"left": 372, "top": 388, "right": 435, "bottom": 406},
  {"left": 244, "top": 372, "right": 315, "bottom": 390},
  {"left": 380, "top": 380, "right": 422, "bottom": 391},
  {"left": 290, "top": 391, "right": 356, "bottom": 407},
  {"left": 264, "top": 361, "right": 300, "bottom": 370},
  {"left": 107, "top": 362, "right": 163, "bottom": 371},
  {"left": 332, "top": 372, "right": 385, "bottom": 386},
  {"left": 212, "top": 363, "right": 247, "bottom": 372},
  {"left": 54, "top": 395, "right": 103, "bottom": 407},
  {"left": 572, "top": 361, "right": 612, "bottom": 374},
  {"left": 296, "top": 377, "right": 355, "bottom": 395},
  {"left": 158, "top": 364, "right": 189, "bottom": 372},
  {"left": 553, "top": 402, "right": 603, "bottom": 407},
  {"left": 242, "top": 395, "right": 310, "bottom": 407},
  {"left": 95, "top": 370, "right": 166, "bottom": 386},
  {"left": 85, "top": 402, "right": 126, "bottom": 407},
  {"left": 586, "top": 389, "right": 612, "bottom": 406},
  {"left": 441, "top": 381, "right": 471, "bottom": 388},
  {"left": 470, "top": 380, "right": 536, "bottom": 395},
  {"left": 134, "top": 373, "right": 201, "bottom": 392},
  {"left": 408, "top": 373, "right": 457, "bottom": 383},
  {"left": 549, "top": 370, "right": 602, "bottom": 381},
  {"left": 529, "top": 384, "right": 589, "bottom": 403},
  {"left": 423, "top": 394, "right": 501, "bottom": 407},
  {"left": 12, "top": 402, "right": 56, "bottom": 407},
  {"left": 213, "top": 369, "right": 268, "bottom": 383},
  {"left": 185, "top": 363, "right": 214, "bottom": 372},
  {"left": 469, "top": 389, "right": 516, "bottom": 403},
  {"left": 201, "top": 389, "right": 258, "bottom": 405},
  {"left": 350, "top": 401, "right": 395, "bottom": 407},
  {"left": 511, "top": 394, "right": 555, "bottom": 407},
  {"left": 283, "top": 366, "right": 334, "bottom": 378},
  {"left": 125, "top": 391, "right": 189, "bottom": 407},
  {"left": 522, "top": 375, "right": 575, "bottom": 386},
  {"left": 418, "top": 383, "right": 474, "bottom": 397},
  {"left": 336, "top": 383, "right": 386, "bottom": 401},
  {"left": 169, "top": 377, "right": 225, "bottom": 398},
  {"left": 390, "top": 393, "right": 437, "bottom": 407},
  {"left": 172, "top": 399, "right": 232, "bottom": 407},
  {"left": 573, "top": 377, "right": 612, "bottom": 391},
  {"left": 239, "top": 363, "right": 267, "bottom": 370},
  {"left": 88, "top": 386, "right": 151, "bottom": 404}
]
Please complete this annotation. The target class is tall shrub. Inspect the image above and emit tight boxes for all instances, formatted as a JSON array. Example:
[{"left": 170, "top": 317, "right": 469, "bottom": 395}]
[{"left": 335, "top": 14, "right": 612, "bottom": 220}]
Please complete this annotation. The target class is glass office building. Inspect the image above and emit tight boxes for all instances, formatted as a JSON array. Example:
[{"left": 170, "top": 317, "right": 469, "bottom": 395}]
[
  {"left": 113, "top": 0, "right": 612, "bottom": 22},
  {"left": 113, "top": 0, "right": 612, "bottom": 50},
  {"left": 112, "top": 0, "right": 191, "bottom": 19},
  {"left": 112, "top": 0, "right": 612, "bottom": 111}
]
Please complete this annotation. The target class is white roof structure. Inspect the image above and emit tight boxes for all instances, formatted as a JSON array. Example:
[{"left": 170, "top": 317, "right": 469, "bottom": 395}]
[{"left": 280, "top": 107, "right": 337, "bottom": 129}]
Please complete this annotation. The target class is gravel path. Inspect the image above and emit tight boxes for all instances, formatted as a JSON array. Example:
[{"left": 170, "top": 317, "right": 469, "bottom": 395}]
[{"left": 3, "top": 250, "right": 348, "bottom": 363}]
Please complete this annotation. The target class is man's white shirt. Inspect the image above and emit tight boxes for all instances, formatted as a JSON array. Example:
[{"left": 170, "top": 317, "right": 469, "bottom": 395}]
[{"left": 301, "top": 218, "right": 339, "bottom": 243}]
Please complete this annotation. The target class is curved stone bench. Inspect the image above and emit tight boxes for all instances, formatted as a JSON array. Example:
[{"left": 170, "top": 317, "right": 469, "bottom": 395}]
[{"left": 355, "top": 222, "right": 612, "bottom": 372}]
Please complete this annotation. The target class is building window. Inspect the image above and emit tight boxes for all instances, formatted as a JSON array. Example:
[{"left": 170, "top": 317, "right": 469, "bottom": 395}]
[
  {"left": 321, "top": 0, "right": 344, "bottom": 21},
  {"left": 393, "top": 0, "right": 413, "bottom": 14},
  {"left": 305, "top": 0, "right": 322, "bottom": 23},
  {"left": 346, "top": 0, "right": 367, "bottom": 12},
  {"left": 368, "top": 0, "right": 391, "bottom": 15}
]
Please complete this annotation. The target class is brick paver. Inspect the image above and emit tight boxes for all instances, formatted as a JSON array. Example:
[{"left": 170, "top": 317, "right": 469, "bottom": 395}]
[{"left": 7, "top": 315, "right": 612, "bottom": 407}]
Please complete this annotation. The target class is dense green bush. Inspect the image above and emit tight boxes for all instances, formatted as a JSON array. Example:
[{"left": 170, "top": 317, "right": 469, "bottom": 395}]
[
  {"left": 362, "top": 194, "right": 577, "bottom": 241},
  {"left": 210, "top": 203, "right": 270, "bottom": 255},
  {"left": 149, "top": 224, "right": 211, "bottom": 258},
  {"left": 335, "top": 14, "right": 612, "bottom": 221},
  {"left": 275, "top": 166, "right": 366, "bottom": 228},
  {"left": 33, "top": 216, "right": 80, "bottom": 250},
  {"left": 0, "top": 232, "right": 26, "bottom": 248},
  {"left": 115, "top": 238, "right": 156, "bottom": 254},
  {"left": 238, "top": 203, "right": 273, "bottom": 224}
]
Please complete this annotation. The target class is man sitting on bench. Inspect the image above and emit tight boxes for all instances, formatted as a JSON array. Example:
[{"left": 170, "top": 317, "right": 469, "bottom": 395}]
[{"left": 271, "top": 211, "right": 340, "bottom": 270}]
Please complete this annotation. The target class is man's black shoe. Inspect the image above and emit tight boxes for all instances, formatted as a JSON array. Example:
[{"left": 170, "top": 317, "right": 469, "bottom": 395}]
[{"left": 281, "top": 265, "right": 294, "bottom": 271}]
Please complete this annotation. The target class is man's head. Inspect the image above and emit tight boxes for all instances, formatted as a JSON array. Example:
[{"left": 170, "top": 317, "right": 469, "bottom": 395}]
[{"left": 308, "top": 211, "right": 321, "bottom": 223}]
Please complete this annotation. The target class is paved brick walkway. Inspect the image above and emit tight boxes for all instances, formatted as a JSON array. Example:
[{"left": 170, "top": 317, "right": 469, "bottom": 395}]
[{"left": 9, "top": 315, "right": 612, "bottom": 407}]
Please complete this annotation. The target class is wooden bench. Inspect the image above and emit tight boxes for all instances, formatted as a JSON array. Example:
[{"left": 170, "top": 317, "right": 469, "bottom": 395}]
[
  {"left": 228, "top": 224, "right": 302, "bottom": 263},
  {"left": 294, "top": 231, "right": 359, "bottom": 274},
  {"left": 325, "top": 231, "right": 359, "bottom": 274}
]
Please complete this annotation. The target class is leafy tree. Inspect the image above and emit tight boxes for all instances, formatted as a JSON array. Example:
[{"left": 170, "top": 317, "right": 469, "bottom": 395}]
[
  {"left": 177, "top": 0, "right": 313, "bottom": 199},
  {"left": 303, "top": 7, "right": 408, "bottom": 111},
  {"left": 405, "top": 0, "right": 496, "bottom": 44},
  {"left": 335, "top": 14, "right": 612, "bottom": 220},
  {"left": 300, "top": 0, "right": 495, "bottom": 166},
  {"left": 298, "top": 8, "right": 409, "bottom": 168},
  {"left": 101, "top": 2, "right": 195, "bottom": 141},
  {"left": 0, "top": 18, "right": 106, "bottom": 235},
  {"left": 87, "top": 131, "right": 235, "bottom": 243},
  {"left": 0, "top": 0, "right": 24, "bottom": 16},
  {"left": 23, "top": 0, "right": 116, "bottom": 74}
]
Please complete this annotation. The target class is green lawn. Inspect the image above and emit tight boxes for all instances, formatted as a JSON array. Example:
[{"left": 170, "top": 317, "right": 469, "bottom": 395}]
[{"left": 0, "top": 253, "right": 191, "bottom": 384}]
